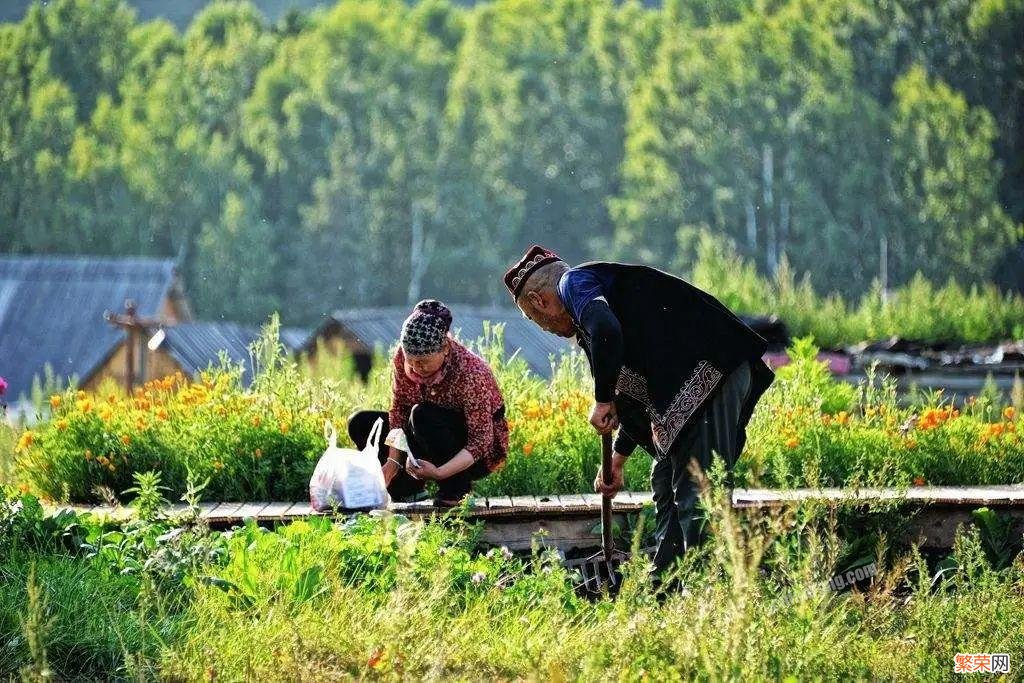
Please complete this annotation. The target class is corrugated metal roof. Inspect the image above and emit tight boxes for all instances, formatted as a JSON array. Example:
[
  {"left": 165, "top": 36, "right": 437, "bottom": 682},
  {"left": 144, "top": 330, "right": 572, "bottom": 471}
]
[
  {"left": 160, "top": 323, "right": 311, "bottom": 387},
  {"left": 0, "top": 255, "right": 178, "bottom": 401},
  {"left": 161, "top": 322, "right": 262, "bottom": 386},
  {"left": 329, "top": 306, "right": 575, "bottom": 378},
  {"left": 280, "top": 327, "right": 313, "bottom": 351}
]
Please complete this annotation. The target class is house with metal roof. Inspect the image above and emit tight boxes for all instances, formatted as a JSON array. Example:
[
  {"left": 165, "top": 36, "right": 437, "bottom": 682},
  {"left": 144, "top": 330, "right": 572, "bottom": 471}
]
[
  {"left": 147, "top": 322, "right": 312, "bottom": 387},
  {"left": 0, "top": 255, "right": 191, "bottom": 407},
  {"left": 307, "top": 306, "right": 576, "bottom": 379}
]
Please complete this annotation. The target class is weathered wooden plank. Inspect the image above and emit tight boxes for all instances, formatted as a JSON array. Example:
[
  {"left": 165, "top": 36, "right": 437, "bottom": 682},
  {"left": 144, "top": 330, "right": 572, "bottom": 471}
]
[
  {"left": 282, "top": 502, "right": 316, "bottom": 518},
  {"left": 194, "top": 502, "right": 219, "bottom": 519},
  {"left": 483, "top": 496, "right": 516, "bottom": 515},
  {"left": 557, "top": 494, "right": 596, "bottom": 514},
  {"left": 508, "top": 495, "right": 540, "bottom": 514},
  {"left": 204, "top": 502, "right": 247, "bottom": 522},
  {"left": 731, "top": 485, "right": 1024, "bottom": 509},
  {"left": 258, "top": 502, "right": 295, "bottom": 521},
  {"left": 533, "top": 495, "right": 564, "bottom": 513},
  {"left": 234, "top": 502, "right": 271, "bottom": 521},
  {"left": 611, "top": 495, "right": 650, "bottom": 512}
]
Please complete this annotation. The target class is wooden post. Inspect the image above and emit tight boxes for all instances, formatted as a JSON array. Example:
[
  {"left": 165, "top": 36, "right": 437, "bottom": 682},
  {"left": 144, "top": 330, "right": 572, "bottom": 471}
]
[{"left": 104, "top": 300, "right": 165, "bottom": 393}]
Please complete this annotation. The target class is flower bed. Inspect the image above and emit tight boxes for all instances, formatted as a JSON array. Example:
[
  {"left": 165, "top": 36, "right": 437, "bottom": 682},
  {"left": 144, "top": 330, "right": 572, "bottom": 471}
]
[{"left": 6, "top": 334, "right": 1023, "bottom": 504}]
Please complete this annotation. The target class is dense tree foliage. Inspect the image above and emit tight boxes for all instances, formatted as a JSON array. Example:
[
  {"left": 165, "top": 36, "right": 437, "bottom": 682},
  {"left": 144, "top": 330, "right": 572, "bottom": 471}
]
[{"left": 1, "top": 0, "right": 1020, "bottom": 325}]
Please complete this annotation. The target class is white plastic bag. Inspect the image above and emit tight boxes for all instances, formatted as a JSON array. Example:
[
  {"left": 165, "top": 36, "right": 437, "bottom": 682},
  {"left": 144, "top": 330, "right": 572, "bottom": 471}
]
[{"left": 309, "top": 418, "right": 390, "bottom": 511}]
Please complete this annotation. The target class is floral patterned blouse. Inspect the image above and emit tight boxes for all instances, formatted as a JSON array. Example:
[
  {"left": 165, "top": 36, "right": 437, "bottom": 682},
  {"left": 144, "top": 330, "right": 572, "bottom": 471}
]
[{"left": 389, "top": 339, "right": 509, "bottom": 472}]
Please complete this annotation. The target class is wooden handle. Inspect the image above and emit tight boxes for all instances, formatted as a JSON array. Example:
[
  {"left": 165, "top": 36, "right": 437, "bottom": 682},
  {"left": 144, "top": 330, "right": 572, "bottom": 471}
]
[{"left": 601, "top": 432, "right": 614, "bottom": 561}]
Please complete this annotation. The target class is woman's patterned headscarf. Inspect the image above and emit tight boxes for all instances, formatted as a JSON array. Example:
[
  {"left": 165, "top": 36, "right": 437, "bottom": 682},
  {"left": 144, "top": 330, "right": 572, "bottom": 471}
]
[{"left": 400, "top": 299, "right": 453, "bottom": 356}]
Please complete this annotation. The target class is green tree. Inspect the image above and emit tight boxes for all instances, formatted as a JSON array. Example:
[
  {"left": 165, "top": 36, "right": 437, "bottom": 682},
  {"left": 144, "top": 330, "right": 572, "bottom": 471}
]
[
  {"left": 886, "top": 66, "right": 1018, "bottom": 285},
  {"left": 448, "top": 0, "right": 630, "bottom": 298}
]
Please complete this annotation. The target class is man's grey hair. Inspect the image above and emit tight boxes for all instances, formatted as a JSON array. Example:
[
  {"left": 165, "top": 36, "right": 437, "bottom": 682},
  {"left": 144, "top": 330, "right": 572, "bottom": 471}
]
[{"left": 517, "top": 260, "right": 569, "bottom": 301}]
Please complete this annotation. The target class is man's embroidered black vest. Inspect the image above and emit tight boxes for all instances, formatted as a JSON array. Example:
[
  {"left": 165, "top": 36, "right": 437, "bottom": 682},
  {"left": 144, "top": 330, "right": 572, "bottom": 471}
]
[{"left": 572, "top": 262, "right": 774, "bottom": 456}]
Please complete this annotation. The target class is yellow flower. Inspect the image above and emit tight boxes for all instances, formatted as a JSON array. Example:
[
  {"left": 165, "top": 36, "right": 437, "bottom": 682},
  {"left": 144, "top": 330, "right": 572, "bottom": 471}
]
[
  {"left": 120, "top": 434, "right": 131, "bottom": 446},
  {"left": 1005, "top": 406, "right": 1016, "bottom": 421},
  {"left": 213, "top": 461, "right": 224, "bottom": 471},
  {"left": 85, "top": 449, "right": 93, "bottom": 461},
  {"left": 99, "top": 408, "right": 113, "bottom": 422},
  {"left": 15, "top": 431, "right": 36, "bottom": 453},
  {"left": 77, "top": 398, "right": 93, "bottom": 413},
  {"left": 251, "top": 416, "right": 262, "bottom": 428},
  {"left": 784, "top": 437, "right": 800, "bottom": 449},
  {"left": 836, "top": 411, "right": 849, "bottom": 426},
  {"left": 18, "top": 483, "right": 30, "bottom": 494},
  {"left": 254, "top": 448, "right": 262, "bottom": 459},
  {"left": 76, "top": 390, "right": 87, "bottom": 400},
  {"left": 279, "top": 421, "right": 290, "bottom": 434},
  {"left": 49, "top": 394, "right": 62, "bottom": 409},
  {"left": 156, "top": 407, "right": 169, "bottom": 421},
  {"left": 56, "top": 419, "right": 69, "bottom": 431}
]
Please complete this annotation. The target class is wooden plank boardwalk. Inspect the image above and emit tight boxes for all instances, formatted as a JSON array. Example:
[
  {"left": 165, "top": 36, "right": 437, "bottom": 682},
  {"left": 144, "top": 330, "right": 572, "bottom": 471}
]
[
  {"left": 41, "top": 485, "right": 1024, "bottom": 551},
  {"left": 46, "top": 484, "right": 1024, "bottom": 525}
]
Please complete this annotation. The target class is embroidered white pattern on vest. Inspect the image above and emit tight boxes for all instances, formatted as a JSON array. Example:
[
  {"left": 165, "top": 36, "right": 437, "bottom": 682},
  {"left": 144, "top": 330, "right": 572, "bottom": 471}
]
[{"left": 616, "top": 361, "right": 724, "bottom": 455}]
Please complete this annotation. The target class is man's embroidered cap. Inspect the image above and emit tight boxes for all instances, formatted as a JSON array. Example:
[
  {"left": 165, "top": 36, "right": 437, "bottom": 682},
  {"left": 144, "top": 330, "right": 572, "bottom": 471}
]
[{"left": 503, "top": 244, "right": 562, "bottom": 300}]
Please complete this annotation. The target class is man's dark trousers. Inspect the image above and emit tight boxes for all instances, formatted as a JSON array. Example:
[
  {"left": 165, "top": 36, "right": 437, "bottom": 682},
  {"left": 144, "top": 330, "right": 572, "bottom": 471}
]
[{"left": 650, "top": 361, "right": 753, "bottom": 572}]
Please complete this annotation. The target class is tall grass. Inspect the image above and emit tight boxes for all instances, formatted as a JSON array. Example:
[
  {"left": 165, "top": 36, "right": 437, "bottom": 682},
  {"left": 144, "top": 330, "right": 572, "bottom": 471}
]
[
  {"left": 2, "top": 473, "right": 1022, "bottom": 679},
  {"left": 691, "top": 234, "right": 1024, "bottom": 347}
]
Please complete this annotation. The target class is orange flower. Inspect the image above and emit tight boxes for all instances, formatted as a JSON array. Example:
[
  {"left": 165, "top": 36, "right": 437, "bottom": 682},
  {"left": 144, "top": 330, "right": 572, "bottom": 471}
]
[
  {"left": 18, "top": 483, "right": 30, "bottom": 494},
  {"left": 120, "top": 434, "right": 132, "bottom": 446},
  {"left": 1004, "top": 406, "right": 1016, "bottom": 421},
  {"left": 821, "top": 414, "right": 832, "bottom": 425},
  {"left": 913, "top": 476, "right": 926, "bottom": 486},
  {"left": 836, "top": 411, "right": 850, "bottom": 426},
  {"left": 522, "top": 442, "right": 535, "bottom": 456},
  {"left": 156, "top": 407, "right": 169, "bottom": 421},
  {"left": 16, "top": 431, "right": 36, "bottom": 452},
  {"left": 49, "top": 394, "right": 62, "bottom": 409},
  {"left": 251, "top": 416, "right": 262, "bottom": 428},
  {"left": 904, "top": 438, "right": 917, "bottom": 449},
  {"left": 279, "top": 421, "right": 290, "bottom": 434},
  {"left": 784, "top": 437, "right": 800, "bottom": 449}
]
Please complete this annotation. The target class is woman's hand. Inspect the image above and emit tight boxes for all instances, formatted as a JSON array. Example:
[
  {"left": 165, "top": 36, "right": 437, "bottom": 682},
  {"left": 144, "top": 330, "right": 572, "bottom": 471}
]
[{"left": 407, "top": 458, "right": 440, "bottom": 481}]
